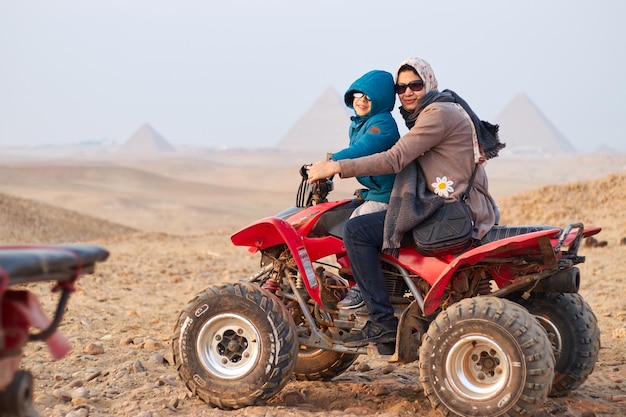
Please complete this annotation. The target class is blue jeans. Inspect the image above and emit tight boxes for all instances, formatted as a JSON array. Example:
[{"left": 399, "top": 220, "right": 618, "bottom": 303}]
[{"left": 342, "top": 210, "right": 395, "bottom": 323}]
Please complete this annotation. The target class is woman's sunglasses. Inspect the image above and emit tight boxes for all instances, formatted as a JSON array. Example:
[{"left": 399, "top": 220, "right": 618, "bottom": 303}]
[{"left": 394, "top": 80, "right": 425, "bottom": 94}]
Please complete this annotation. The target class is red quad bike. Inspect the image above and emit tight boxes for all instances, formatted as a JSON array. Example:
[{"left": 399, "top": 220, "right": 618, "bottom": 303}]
[
  {"left": 173, "top": 166, "right": 601, "bottom": 417},
  {"left": 0, "top": 244, "right": 109, "bottom": 417}
]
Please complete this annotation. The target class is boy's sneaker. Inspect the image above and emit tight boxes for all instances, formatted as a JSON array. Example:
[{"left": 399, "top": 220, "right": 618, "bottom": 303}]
[{"left": 337, "top": 286, "right": 364, "bottom": 309}]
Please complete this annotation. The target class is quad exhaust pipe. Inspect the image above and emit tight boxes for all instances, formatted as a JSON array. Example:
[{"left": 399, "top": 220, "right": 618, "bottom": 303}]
[{"left": 534, "top": 267, "right": 580, "bottom": 293}]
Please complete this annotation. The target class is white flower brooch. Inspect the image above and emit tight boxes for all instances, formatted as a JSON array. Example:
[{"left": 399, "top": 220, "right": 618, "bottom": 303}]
[{"left": 432, "top": 176, "right": 455, "bottom": 197}]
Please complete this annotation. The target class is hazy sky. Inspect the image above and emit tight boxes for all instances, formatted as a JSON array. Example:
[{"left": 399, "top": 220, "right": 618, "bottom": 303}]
[{"left": 1, "top": 0, "right": 624, "bottom": 153}]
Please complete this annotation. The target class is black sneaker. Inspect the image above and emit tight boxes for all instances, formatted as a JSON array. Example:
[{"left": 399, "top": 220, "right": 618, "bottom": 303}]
[{"left": 343, "top": 318, "right": 398, "bottom": 348}]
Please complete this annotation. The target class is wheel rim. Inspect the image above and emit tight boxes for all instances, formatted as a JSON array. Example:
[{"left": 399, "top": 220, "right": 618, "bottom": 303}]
[
  {"left": 445, "top": 334, "right": 512, "bottom": 401},
  {"left": 196, "top": 313, "right": 261, "bottom": 379},
  {"left": 534, "top": 315, "right": 563, "bottom": 361}
]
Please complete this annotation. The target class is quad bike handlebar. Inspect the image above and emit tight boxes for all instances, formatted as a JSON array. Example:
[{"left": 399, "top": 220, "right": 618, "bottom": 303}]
[{"left": 296, "top": 164, "right": 334, "bottom": 207}]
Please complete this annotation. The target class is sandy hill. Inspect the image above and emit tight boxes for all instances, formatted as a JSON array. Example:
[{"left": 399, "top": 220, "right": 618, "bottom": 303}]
[
  {"left": 2, "top": 161, "right": 623, "bottom": 246},
  {"left": 0, "top": 163, "right": 297, "bottom": 235},
  {"left": 0, "top": 154, "right": 624, "bottom": 238},
  {"left": 498, "top": 173, "right": 625, "bottom": 244},
  {"left": 0, "top": 192, "right": 135, "bottom": 244}
]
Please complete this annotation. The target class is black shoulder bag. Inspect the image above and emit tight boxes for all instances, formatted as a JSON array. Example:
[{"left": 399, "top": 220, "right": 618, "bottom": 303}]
[{"left": 412, "top": 164, "right": 478, "bottom": 256}]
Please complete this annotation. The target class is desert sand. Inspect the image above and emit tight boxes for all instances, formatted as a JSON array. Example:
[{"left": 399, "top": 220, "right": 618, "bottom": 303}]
[{"left": 2, "top": 151, "right": 626, "bottom": 417}]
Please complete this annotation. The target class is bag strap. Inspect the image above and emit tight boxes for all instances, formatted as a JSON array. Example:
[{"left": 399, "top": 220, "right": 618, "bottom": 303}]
[
  {"left": 454, "top": 103, "right": 480, "bottom": 203},
  {"left": 461, "top": 164, "right": 478, "bottom": 202}
]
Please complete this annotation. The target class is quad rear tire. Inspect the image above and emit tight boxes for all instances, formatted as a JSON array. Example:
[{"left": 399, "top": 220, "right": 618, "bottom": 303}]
[
  {"left": 172, "top": 283, "right": 298, "bottom": 409},
  {"left": 515, "top": 292, "right": 600, "bottom": 396},
  {"left": 419, "top": 297, "right": 555, "bottom": 417},
  {"left": 293, "top": 347, "right": 357, "bottom": 381}
]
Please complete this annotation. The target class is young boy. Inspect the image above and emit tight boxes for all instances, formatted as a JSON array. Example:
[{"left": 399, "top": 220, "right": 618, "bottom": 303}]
[{"left": 330, "top": 70, "right": 400, "bottom": 309}]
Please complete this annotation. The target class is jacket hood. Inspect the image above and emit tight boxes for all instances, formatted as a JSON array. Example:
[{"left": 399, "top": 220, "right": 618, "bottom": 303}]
[{"left": 344, "top": 70, "right": 396, "bottom": 118}]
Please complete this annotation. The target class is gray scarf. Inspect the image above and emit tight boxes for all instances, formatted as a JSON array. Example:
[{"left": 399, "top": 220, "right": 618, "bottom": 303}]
[
  {"left": 399, "top": 89, "right": 505, "bottom": 160},
  {"left": 382, "top": 160, "right": 444, "bottom": 257}
]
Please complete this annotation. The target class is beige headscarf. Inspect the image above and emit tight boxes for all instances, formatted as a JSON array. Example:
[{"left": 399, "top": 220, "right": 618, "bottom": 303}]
[{"left": 395, "top": 57, "right": 439, "bottom": 93}]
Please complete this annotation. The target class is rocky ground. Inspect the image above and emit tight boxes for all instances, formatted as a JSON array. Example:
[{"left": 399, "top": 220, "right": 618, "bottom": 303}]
[{"left": 9, "top": 173, "right": 626, "bottom": 417}]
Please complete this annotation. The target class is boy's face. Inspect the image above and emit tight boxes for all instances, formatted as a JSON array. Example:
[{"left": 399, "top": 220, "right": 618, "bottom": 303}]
[{"left": 352, "top": 93, "right": 371, "bottom": 117}]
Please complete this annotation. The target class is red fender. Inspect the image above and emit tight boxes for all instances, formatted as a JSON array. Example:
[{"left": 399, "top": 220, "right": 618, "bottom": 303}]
[
  {"left": 231, "top": 217, "right": 324, "bottom": 305},
  {"left": 422, "top": 228, "right": 562, "bottom": 316},
  {"left": 384, "top": 249, "right": 450, "bottom": 286}
]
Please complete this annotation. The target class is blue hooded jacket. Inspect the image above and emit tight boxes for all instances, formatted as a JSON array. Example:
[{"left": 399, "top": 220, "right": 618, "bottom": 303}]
[{"left": 331, "top": 70, "right": 400, "bottom": 203}]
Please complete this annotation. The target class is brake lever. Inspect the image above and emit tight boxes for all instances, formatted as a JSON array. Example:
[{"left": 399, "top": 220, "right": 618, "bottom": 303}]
[{"left": 300, "top": 164, "right": 311, "bottom": 180}]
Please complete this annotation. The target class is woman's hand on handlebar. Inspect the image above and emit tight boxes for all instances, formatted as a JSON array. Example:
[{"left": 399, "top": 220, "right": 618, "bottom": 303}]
[{"left": 308, "top": 160, "right": 341, "bottom": 183}]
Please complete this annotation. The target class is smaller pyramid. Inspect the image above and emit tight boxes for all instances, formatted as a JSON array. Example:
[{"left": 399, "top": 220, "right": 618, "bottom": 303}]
[
  {"left": 275, "top": 87, "right": 351, "bottom": 153},
  {"left": 593, "top": 144, "right": 619, "bottom": 155},
  {"left": 119, "top": 124, "right": 176, "bottom": 153},
  {"left": 495, "top": 93, "right": 576, "bottom": 156}
]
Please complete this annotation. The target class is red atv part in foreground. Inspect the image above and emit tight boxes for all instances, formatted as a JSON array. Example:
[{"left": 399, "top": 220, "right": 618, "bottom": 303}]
[
  {"left": 0, "top": 245, "right": 109, "bottom": 417},
  {"left": 173, "top": 166, "right": 601, "bottom": 417}
]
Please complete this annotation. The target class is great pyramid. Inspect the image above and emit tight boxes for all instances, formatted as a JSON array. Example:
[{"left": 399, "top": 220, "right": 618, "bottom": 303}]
[
  {"left": 275, "top": 87, "right": 352, "bottom": 154},
  {"left": 495, "top": 93, "right": 576, "bottom": 156},
  {"left": 118, "top": 123, "right": 176, "bottom": 153},
  {"left": 277, "top": 89, "right": 578, "bottom": 157}
]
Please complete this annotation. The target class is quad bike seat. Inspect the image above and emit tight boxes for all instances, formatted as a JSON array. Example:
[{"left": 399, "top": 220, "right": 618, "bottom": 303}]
[{"left": 480, "top": 225, "right": 561, "bottom": 245}]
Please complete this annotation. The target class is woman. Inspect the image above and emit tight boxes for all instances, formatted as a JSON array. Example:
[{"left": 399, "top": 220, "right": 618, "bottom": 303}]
[{"left": 308, "top": 57, "right": 503, "bottom": 347}]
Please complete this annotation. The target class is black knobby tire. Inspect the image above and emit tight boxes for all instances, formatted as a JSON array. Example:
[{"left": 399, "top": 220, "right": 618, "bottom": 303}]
[
  {"left": 172, "top": 283, "right": 299, "bottom": 409},
  {"left": 0, "top": 370, "right": 38, "bottom": 417},
  {"left": 289, "top": 295, "right": 358, "bottom": 381},
  {"left": 293, "top": 347, "right": 358, "bottom": 381},
  {"left": 515, "top": 292, "right": 600, "bottom": 397},
  {"left": 419, "top": 297, "right": 555, "bottom": 417}
]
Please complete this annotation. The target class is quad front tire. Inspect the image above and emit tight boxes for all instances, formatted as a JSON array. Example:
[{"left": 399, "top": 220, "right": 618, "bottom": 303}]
[
  {"left": 172, "top": 283, "right": 298, "bottom": 409},
  {"left": 419, "top": 297, "right": 555, "bottom": 417},
  {"left": 0, "top": 370, "right": 38, "bottom": 417}
]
